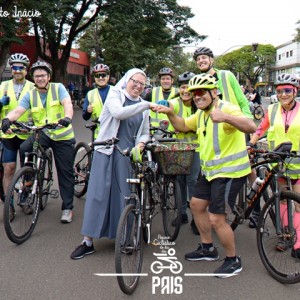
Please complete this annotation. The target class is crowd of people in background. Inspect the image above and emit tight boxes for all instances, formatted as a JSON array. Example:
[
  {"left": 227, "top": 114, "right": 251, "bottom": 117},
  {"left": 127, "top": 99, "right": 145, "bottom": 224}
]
[{"left": 1, "top": 49, "right": 300, "bottom": 278}]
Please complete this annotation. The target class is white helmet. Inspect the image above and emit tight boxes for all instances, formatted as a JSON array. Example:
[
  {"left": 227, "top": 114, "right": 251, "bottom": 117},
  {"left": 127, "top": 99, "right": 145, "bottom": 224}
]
[{"left": 8, "top": 53, "right": 30, "bottom": 67}]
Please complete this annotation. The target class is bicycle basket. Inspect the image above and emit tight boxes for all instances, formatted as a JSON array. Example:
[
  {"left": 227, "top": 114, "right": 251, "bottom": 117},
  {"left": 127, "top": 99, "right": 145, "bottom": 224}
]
[{"left": 153, "top": 142, "right": 198, "bottom": 175}]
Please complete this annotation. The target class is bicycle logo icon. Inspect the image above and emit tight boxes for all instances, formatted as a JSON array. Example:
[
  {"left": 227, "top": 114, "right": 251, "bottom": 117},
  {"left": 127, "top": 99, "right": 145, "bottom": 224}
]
[{"left": 150, "top": 248, "right": 183, "bottom": 274}]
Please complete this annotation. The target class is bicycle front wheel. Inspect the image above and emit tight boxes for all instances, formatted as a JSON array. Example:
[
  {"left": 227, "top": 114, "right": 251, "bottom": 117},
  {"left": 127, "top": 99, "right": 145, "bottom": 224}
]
[
  {"left": 257, "top": 191, "right": 300, "bottom": 284},
  {"left": 73, "top": 142, "right": 91, "bottom": 198},
  {"left": 39, "top": 149, "right": 53, "bottom": 210},
  {"left": 3, "top": 167, "right": 40, "bottom": 244},
  {"left": 253, "top": 105, "right": 264, "bottom": 120},
  {"left": 115, "top": 203, "right": 143, "bottom": 294},
  {"left": 162, "top": 176, "right": 182, "bottom": 241}
]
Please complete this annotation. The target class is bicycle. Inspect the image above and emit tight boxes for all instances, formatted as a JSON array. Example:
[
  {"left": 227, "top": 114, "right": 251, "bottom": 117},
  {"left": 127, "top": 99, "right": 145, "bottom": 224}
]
[
  {"left": 251, "top": 102, "right": 265, "bottom": 120},
  {"left": 3, "top": 121, "right": 59, "bottom": 244},
  {"left": 115, "top": 136, "right": 197, "bottom": 294},
  {"left": 73, "top": 119, "right": 98, "bottom": 197},
  {"left": 228, "top": 141, "right": 300, "bottom": 284},
  {"left": 0, "top": 140, "right": 4, "bottom": 201}
]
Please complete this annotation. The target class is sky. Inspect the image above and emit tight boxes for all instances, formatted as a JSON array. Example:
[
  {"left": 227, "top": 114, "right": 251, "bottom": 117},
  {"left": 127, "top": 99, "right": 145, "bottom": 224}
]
[{"left": 177, "top": 0, "right": 299, "bottom": 55}]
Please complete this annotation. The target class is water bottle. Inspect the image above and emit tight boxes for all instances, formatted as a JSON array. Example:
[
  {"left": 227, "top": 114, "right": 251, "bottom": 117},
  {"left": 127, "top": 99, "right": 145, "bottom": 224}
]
[{"left": 247, "top": 176, "right": 264, "bottom": 200}]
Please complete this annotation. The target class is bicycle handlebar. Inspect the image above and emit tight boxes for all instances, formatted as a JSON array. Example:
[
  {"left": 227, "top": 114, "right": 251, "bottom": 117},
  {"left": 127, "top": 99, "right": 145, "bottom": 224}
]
[{"left": 13, "top": 121, "right": 59, "bottom": 131}]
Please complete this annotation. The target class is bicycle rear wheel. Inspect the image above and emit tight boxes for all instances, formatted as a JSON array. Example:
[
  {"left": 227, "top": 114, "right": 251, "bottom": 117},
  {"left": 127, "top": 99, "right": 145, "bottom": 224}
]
[
  {"left": 3, "top": 166, "right": 40, "bottom": 244},
  {"left": 115, "top": 203, "right": 143, "bottom": 294},
  {"left": 73, "top": 142, "right": 91, "bottom": 198},
  {"left": 257, "top": 191, "right": 300, "bottom": 284},
  {"left": 39, "top": 149, "right": 53, "bottom": 210},
  {"left": 253, "top": 105, "right": 264, "bottom": 120},
  {"left": 162, "top": 176, "right": 181, "bottom": 241}
]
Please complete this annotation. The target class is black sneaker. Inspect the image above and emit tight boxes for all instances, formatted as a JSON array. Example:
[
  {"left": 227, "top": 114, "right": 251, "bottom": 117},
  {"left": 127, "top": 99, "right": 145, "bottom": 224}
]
[
  {"left": 291, "top": 248, "right": 300, "bottom": 259},
  {"left": 214, "top": 256, "right": 242, "bottom": 278},
  {"left": 70, "top": 242, "right": 95, "bottom": 260},
  {"left": 276, "top": 240, "right": 289, "bottom": 252},
  {"left": 190, "top": 219, "right": 200, "bottom": 235},
  {"left": 249, "top": 213, "right": 259, "bottom": 228},
  {"left": 185, "top": 244, "right": 219, "bottom": 261}
]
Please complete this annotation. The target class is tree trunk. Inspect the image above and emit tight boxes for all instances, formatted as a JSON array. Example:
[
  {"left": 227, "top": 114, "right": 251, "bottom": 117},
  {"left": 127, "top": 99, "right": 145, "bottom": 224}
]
[{"left": 0, "top": 46, "right": 11, "bottom": 78}]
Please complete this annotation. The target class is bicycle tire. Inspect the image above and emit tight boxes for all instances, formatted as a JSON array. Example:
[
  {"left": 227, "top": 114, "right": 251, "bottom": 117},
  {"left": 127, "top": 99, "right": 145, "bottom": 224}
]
[
  {"left": 3, "top": 166, "right": 40, "bottom": 244},
  {"left": 115, "top": 203, "right": 143, "bottom": 295},
  {"left": 257, "top": 191, "right": 300, "bottom": 284},
  {"left": 253, "top": 106, "right": 264, "bottom": 120},
  {"left": 162, "top": 176, "right": 182, "bottom": 241},
  {"left": 73, "top": 142, "right": 92, "bottom": 198},
  {"left": 39, "top": 149, "right": 53, "bottom": 210}
]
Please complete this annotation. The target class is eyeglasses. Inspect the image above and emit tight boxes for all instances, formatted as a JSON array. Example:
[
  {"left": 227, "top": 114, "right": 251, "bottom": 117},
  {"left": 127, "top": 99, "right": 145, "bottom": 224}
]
[
  {"left": 94, "top": 73, "right": 108, "bottom": 78},
  {"left": 276, "top": 88, "right": 294, "bottom": 95},
  {"left": 12, "top": 66, "right": 26, "bottom": 71},
  {"left": 130, "top": 78, "right": 146, "bottom": 88},
  {"left": 33, "top": 74, "right": 48, "bottom": 79},
  {"left": 192, "top": 89, "right": 208, "bottom": 97}
]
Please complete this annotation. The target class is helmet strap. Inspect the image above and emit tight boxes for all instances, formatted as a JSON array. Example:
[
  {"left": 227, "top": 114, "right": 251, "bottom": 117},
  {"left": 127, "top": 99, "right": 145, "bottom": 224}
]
[{"left": 203, "top": 90, "right": 215, "bottom": 111}]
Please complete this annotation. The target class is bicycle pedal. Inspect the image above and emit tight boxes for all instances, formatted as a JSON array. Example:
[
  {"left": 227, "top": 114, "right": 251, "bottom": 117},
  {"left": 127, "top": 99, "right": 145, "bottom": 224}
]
[{"left": 50, "top": 189, "right": 59, "bottom": 199}]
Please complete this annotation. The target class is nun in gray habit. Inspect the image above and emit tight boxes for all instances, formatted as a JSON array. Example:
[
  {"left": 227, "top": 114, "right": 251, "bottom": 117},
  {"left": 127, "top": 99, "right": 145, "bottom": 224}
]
[{"left": 71, "top": 68, "right": 158, "bottom": 259}]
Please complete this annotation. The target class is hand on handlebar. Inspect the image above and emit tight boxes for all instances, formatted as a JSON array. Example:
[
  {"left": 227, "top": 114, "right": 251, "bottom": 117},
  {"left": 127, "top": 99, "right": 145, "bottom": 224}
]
[
  {"left": 130, "top": 145, "right": 143, "bottom": 163},
  {"left": 1, "top": 118, "right": 12, "bottom": 133}
]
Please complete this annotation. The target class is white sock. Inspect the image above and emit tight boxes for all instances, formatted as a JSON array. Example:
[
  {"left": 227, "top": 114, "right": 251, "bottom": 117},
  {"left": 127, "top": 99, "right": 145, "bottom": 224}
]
[{"left": 83, "top": 239, "right": 93, "bottom": 247}]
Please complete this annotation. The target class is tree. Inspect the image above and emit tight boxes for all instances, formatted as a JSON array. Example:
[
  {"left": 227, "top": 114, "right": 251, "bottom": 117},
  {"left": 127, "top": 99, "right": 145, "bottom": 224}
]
[
  {"left": 28, "top": 0, "right": 105, "bottom": 82},
  {"left": 214, "top": 44, "right": 276, "bottom": 86},
  {"left": 77, "top": 0, "right": 206, "bottom": 78},
  {"left": 0, "top": 1, "right": 27, "bottom": 75},
  {"left": 294, "top": 20, "right": 300, "bottom": 42}
]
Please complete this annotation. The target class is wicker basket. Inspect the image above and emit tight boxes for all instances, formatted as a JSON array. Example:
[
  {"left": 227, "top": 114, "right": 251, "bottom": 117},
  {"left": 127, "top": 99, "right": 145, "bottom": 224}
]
[{"left": 153, "top": 142, "right": 198, "bottom": 175}]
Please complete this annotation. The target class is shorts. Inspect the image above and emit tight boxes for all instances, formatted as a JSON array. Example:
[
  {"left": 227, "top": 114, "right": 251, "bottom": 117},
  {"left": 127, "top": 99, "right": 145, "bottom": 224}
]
[
  {"left": 2, "top": 137, "right": 25, "bottom": 163},
  {"left": 193, "top": 174, "right": 247, "bottom": 214}
]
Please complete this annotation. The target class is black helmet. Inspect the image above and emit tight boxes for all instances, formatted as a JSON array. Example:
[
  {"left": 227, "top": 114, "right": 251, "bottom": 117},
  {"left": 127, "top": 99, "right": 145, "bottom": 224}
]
[
  {"left": 178, "top": 71, "right": 195, "bottom": 85},
  {"left": 193, "top": 47, "right": 214, "bottom": 60},
  {"left": 275, "top": 73, "right": 299, "bottom": 88},
  {"left": 158, "top": 67, "right": 175, "bottom": 78},
  {"left": 30, "top": 60, "right": 52, "bottom": 77}
]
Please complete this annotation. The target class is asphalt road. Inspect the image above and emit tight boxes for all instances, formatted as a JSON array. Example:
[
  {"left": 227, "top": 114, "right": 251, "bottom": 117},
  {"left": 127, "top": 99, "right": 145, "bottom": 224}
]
[{"left": 0, "top": 106, "right": 300, "bottom": 300}]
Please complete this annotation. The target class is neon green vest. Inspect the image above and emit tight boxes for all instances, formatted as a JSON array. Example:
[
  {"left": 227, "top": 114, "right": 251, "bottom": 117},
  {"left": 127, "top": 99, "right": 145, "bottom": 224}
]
[
  {"left": 29, "top": 83, "right": 74, "bottom": 141},
  {"left": 267, "top": 103, "right": 300, "bottom": 179},
  {"left": 0, "top": 79, "right": 34, "bottom": 139},
  {"left": 169, "top": 97, "right": 198, "bottom": 143},
  {"left": 87, "top": 88, "right": 106, "bottom": 139},
  {"left": 149, "top": 86, "right": 179, "bottom": 127},
  {"left": 197, "top": 101, "right": 251, "bottom": 181}
]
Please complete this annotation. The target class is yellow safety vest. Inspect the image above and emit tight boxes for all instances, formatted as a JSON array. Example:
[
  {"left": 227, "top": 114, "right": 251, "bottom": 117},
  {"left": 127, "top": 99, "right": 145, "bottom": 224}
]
[
  {"left": 197, "top": 101, "right": 251, "bottom": 181},
  {"left": 0, "top": 79, "right": 34, "bottom": 139},
  {"left": 149, "top": 86, "right": 179, "bottom": 127},
  {"left": 267, "top": 103, "right": 300, "bottom": 179},
  {"left": 29, "top": 83, "right": 75, "bottom": 141},
  {"left": 169, "top": 97, "right": 198, "bottom": 143},
  {"left": 87, "top": 88, "right": 106, "bottom": 139}
]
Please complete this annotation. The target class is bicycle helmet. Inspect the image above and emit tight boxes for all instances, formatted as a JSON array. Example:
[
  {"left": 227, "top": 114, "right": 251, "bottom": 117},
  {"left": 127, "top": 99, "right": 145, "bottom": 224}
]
[
  {"left": 30, "top": 60, "right": 52, "bottom": 76},
  {"left": 8, "top": 53, "right": 30, "bottom": 67},
  {"left": 177, "top": 71, "right": 195, "bottom": 85},
  {"left": 158, "top": 67, "right": 175, "bottom": 78},
  {"left": 188, "top": 74, "right": 217, "bottom": 91},
  {"left": 193, "top": 47, "right": 214, "bottom": 60},
  {"left": 275, "top": 73, "right": 299, "bottom": 88},
  {"left": 92, "top": 64, "right": 110, "bottom": 74}
]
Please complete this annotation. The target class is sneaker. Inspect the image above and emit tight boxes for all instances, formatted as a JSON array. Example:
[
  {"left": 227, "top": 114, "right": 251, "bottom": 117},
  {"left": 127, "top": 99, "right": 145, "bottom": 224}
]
[
  {"left": 61, "top": 209, "right": 73, "bottom": 223},
  {"left": 190, "top": 219, "right": 200, "bottom": 235},
  {"left": 185, "top": 244, "right": 219, "bottom": 261},
  {"left": 249, "top": 213, "right": 259, "bottom": 228},
  {"left": 70, "top": 242, "right": 95, "bottom": 260},
  {"left": 172, "top": 213, "right": 188, "bottom": 226},
  {"left": 214, "top": 256, "right": 243, "bottom": 278},
  {"left": 291, "top": 248, "right": 300, "bottom": 259},
  {"left": 276, "top": 240, "right": 289, "bottom": 252}
]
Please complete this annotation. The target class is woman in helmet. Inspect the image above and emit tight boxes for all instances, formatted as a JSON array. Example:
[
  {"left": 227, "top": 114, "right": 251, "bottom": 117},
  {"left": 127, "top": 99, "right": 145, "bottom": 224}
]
[
  {"left": 154, "top": 73, "right": 256, "bottom": 277},
  {"left": 193, "top": 46, "right": 252, "bottom": 119},
  {"left": 81, "top": 63, "right": 111, "bottom": 139},
  {"left": 0, "top": 53, "right": 34, "bottom": 220},
  {"left": 249, "top": 73, "right": 300, "bottom": 258},
  {"left": 158, "top": 71, "right": 199, "bottom": 227}
]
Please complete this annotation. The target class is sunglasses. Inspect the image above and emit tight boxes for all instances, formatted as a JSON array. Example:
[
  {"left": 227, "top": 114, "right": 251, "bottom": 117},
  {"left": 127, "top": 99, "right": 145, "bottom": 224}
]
[
  {"left": 276, "top": 88, "right": 294, "bottom": 95},
  {"left": 12, "top": 66, "right": 26, "bottom": 71},
  {"left": 130, "top": 78, "right": 146, "bottom": 88},
  {"left": 94, "top": 73, "right": 108, "bottom": 78},
  {"left": 192, "top": 89, "right": 208, "bottom": 97}
]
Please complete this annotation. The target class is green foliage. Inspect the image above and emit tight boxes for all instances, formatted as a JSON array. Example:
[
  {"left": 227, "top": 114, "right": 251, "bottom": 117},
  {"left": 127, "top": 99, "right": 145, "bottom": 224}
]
[
  {"left": 294, "top": 20, "right": 300, "bottom": 42},
  {"left": 214, "top": 44, "right": 276, "bottom": 86}
]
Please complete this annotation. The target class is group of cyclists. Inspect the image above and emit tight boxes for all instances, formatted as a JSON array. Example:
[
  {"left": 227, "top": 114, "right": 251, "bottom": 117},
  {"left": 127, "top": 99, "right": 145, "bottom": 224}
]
[{"left": 1, "top": 47, "right": 300, "bottom": 278}]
